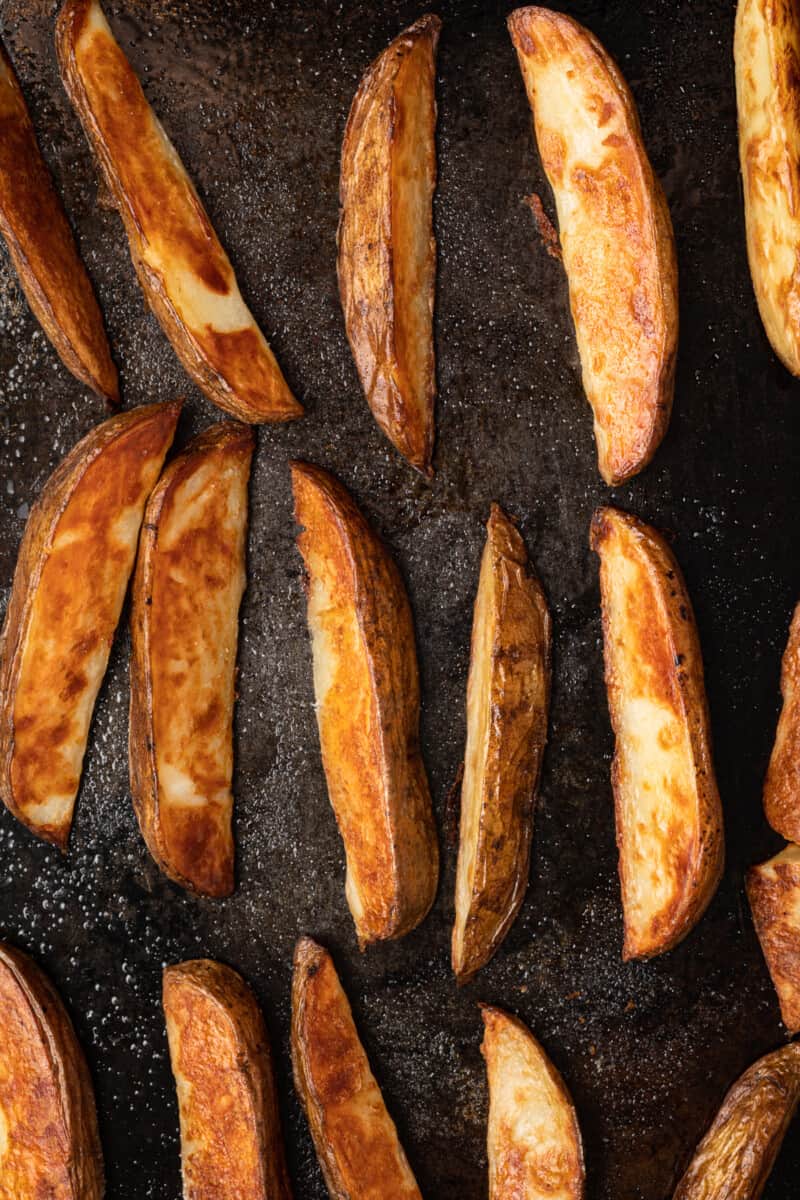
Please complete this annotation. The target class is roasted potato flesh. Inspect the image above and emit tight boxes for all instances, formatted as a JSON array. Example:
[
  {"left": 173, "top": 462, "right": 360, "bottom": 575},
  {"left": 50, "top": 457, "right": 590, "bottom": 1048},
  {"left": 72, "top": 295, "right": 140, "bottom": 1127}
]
[
  {"left": 481, "top": 1006, "right": 584, "bottom": 1200},
  {"left": 0, "top": 401, "right": 181, "bottom": 848},
  {"left": 747, "top": 843, "right": 800, "bottom": 1034},
  {"left": 56, "top": 0, "right": 302, "bottom": 425},
  {"left": 590, "top": 507, "right": 724, "bottom": 960},
  {"left": 508, "top": 7, "right": 678, "bottom": 485},
  {"left": 452, "top": 505, "right": 551, "bottom": 982},
  {"left": 291, "top": 937, "right": 422, "bottom": 1200},
  {"left": 163, "top": 959, "right": 292, "bottom": 1200},
  {"left": 673, "top": 1042, "right": 800, "bottom": 1200},
  {"left": 338, "top": 15, "right": 439, "bottom": 475},
  {"left": 0, "top": 942, "right": 103, "bottom": 1199},
  {"left": 763, "top": 601, "right": 800, "bottom": 841},
  {"left": 735, "top": 0, "right": 800, "bottom": 375},
  {"left": 291, "top": 462, "right": 438, "bottom": 947},
  {"left": 129, "top": 422, "right": 253, "bottom": 897},
  {"left": 0, "top": 43, "right": 117, "bottom": 403}
]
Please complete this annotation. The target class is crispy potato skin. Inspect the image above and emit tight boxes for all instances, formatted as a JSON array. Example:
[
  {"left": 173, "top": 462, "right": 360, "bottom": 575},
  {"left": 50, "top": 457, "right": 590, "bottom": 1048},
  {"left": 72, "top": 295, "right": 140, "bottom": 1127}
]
[
  {"left": 735, "top": 0, "right": 800, "bottom": 375},
  {"left": 763, "top": 602, "right": 800, "bottom": 841},
  {"left": 291, "top": 937, "right": 422, "bottom": 1200},
  {"left": 163, "top": 960, "right": 292, "bottom": 1200},
  {"left": 452, "top": 505, "right": 551, "bottom": 983},
  {"left": 590, "top": 507, "right": 724, "bottom": 960},
  {"left": 673, "top": 1043, "right": 800, "bottom": 1200},
  {"left": 0, "top": 43, "right": 117, "bottom": 403},
  {"left": 747, "top": 844, "right": 800, "bottom": 1033},
  {"left": 291, "top": 463, "right": 438, "bottom": 947},
  {"left": 481, "top": 1006, "right": 584, "bottom": 1200},
  {"left": 0, "top": 401, "right": 181, "bottom": 849},
  {"left": 508, "top": 7, "right": 678, "bottom": 486},
  {"left": 56, "top": 0, "right": 301, "bottom": 425},
  {"left": 338, "top": 16, "right": 439, "bottom": 476},
  {"left": 129, "top": 422, "right": 253, "bottom": 897},
  {"left": 0, "top": 942, "right": 104, "bottom": 1199}
]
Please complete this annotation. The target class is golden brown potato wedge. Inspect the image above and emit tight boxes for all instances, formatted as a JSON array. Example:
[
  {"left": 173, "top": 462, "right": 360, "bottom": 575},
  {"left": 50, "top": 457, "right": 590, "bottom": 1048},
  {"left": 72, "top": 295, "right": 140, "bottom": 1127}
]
[
  {"left": 481, "top": 1005, "right": 584, "bottom": 1200},
  {"left": 338, "top": 15, "right": 439, "bottom": 476},
  {"left": 508, "top": 7, "right": 678, "bottom": 486},
  {"left": 0, "top": 941, "right": 103, "bottom": 1199},
  {"left": 291, "top": 937, "right": 422, "bottom": 1200},
  {"left": 0, "top": 42, "right": 117, "bottom": 404},
  {"left": 590, "top": 506, "right": 724, "bottom": 960},
  {"left": 163, "top": 959, "right": 292, "bottom": 1200},
  {"left": 673, "top": 1042, "right": 800, "bottom": 1200},
  {"left": 747, "top": 843, "right": 800, "bottom": 1034},
  {"left": 56, "top": 0, "right": 302, "bottom": 426},
  {"left": 763, "top": 601, "right": 800, "bottom": 842},
  {"left": 452, "top": 505, "right": 551, "bottom": 983},
  {"left": 0, "top": 401, "right": 180, "bottom": 849},
  {"left": 291, "top": 462, "right": 438, "bottom": 948},
  {"left": 735, "top": 0, "right": 800, "bottom": 375},
  {"left": 129, "top": 422, "right": 253, "bottom": 897}
]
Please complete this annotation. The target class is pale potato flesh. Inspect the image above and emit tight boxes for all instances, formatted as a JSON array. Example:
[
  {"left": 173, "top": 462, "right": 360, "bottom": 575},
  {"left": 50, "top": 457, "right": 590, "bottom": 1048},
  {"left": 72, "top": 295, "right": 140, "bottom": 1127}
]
[
  {"left": 481, "top": 1006, "right": 584, "bottom": 1200},
  {"left": 747, "top": 843, "right": 800, "bottom": 1034},
  {"left": 735, "top": 0, "right": 800, "bottom": 375}
]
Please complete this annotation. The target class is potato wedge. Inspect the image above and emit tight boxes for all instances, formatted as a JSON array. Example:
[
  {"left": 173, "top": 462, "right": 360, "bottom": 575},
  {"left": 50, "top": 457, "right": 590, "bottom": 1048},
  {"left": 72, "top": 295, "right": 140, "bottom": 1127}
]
[
  {"left": 673, "top": 1042, "right": 800, "bottom": 1200},
  {"left": 129, "top": 422, "right": 253, "bottom": 897},
  {"left": 338, "top": 15, "right": 439, "bottom": 476},
  {"left": 0, "top": 401, "right": 180, "bottom": 848},
  {"left": 747, "top": 843, "right": 800, "bottom": 1034},
  {"left": 735, "top": 0, "right": 800, "bottom": 375},
  {"left": 163, "top": 959, "right": 292, "bottom": 1200},
  {"left": 291, "top": 936, "right": 422, "bottom": 1200},
  {"left": 763, "top": 601, "right": 800, "bottom": 841},
  {"left": 590, "top": 506, "right": 724, "bottom": 960},
  {"left": 0, "top": 42, "right": 117, "bottom": 404},
  {"left": 452, "top": 505, "right": 551, "bottom": 983},
  {"left": 481, "top": 1005, "right": 584, "bottom": 1200},
  {"left": 0, "top": 941, "right": 103, "bottom": 1198},
  {"left": 291, "top": 462, "right": 438, "bottom": 947},
  {"left": 56, "top": 0, "right": 302, "bottom": 426},
  {"left": 508, "top": 7, "right": 678, "bottom": 486}
]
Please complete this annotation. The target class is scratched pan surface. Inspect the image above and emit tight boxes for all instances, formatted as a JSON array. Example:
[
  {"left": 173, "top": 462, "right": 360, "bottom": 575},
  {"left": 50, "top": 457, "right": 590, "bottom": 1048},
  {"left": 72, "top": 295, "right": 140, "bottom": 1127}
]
[{"left": 0, "top": 0, "right": 797, "bottom": 1195}]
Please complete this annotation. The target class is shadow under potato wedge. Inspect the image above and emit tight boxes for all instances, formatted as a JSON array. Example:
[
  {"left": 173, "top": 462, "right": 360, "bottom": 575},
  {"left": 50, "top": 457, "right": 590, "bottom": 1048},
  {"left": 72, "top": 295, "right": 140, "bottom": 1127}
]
[
  {"left": 508, "top": 6, "right": 678, "bottom": 486},
  {"left": 747, "top": 843, "right": 800, "bottom": 1035},
  {"left": 0, "top": 42, "right": 117, "bottom": 404},
  {"left": 590, "top": 506, "right": 724, "bottom": 960},
  {"left": 163, "top": 959, "right": 292, "bottom": 1200},
  {"left": 452, "top": 505, "right": 551, "bottom": 983},
  {"left": 129, "top": 421, "right": 253, "bottom": 898},
  {"left": 338, "top": 15, "right": 439, "bottom": 476},
  {"left": 762, "top": 601, "right": 800, "bottom": 842},
  {"left": 291, "top": 937, "right": 422, "bottom": 1200},
  {"left": 56, "top": 0, "right": 302, "bottom": 426},
  {"left": 0, "top": 401, "right": 181, "bottom": 849},
  {"left": 0, "top": 941, "right": 104, "bottom": 1199},
  {"left": 291, "top": 462, "right": 438, "bottom": 948}
]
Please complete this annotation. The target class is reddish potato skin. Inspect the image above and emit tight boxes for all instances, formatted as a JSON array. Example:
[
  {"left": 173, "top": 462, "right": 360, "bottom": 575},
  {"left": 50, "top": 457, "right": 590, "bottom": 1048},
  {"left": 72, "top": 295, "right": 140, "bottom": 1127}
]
[
  {"left": 747, "top": 846, "right": 800, "bottom": 1034},
  {"left": 763, "top": 602, "right": 800, "bottom": 841}
]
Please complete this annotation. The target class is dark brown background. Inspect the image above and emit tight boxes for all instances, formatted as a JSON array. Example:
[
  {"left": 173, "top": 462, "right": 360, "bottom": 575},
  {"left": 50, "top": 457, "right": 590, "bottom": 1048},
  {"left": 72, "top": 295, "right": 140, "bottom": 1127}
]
[{"left": 0, "top": 0, "right": 796, "bottom": 1196}]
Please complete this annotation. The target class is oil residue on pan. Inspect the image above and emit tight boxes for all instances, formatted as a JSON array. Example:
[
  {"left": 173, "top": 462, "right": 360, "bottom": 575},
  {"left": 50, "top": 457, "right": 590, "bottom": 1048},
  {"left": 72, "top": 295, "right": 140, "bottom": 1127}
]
[{"left": 0, "top": 1, "right": 797, "bottom": 1197}]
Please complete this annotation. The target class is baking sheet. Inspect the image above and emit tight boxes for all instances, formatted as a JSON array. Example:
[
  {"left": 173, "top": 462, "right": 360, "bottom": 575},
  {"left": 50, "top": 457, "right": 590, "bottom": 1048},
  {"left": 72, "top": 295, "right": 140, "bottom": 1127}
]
[{"left": 0, "top": 0, "right": 798, "bottom": 1196}]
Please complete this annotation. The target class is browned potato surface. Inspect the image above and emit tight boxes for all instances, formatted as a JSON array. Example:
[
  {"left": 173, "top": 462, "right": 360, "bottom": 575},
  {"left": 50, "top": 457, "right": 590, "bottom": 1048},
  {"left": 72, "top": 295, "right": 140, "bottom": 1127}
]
[
  {"left": 129, "top": 422, "right": 253, "bottom": 897},
  {"left": 735, "top": 0, "right": 800, "bottom": 375},
  {"left": 338, "top": 15, "right": 439, "bottom": 476},
  {"left": 481, "top": 1005, "right": 584, "bottom": 1200},
  {"left": 56, "top": 0, "right": 302, "bottom": 425},
  {"left": 0, "top": 401, "right": 180, "bottom": 849},
  {"left": 747, "top": 843, "right": 800, "bottom": 1034},
  {"left": 452, "top": 505, "right": 551, "bottom": 983},
  {"left": 590, "top": 507, "right": 724, "bottom": 960},
  {"left": 291, "top": 937, "right": 422, "bottom": 1200},
  {"left": 0, "top": 941, "right": 103, "bottom": 1199},
  {"left": 508, "top": 6, "right": 678, "bottom": 486},
  {"left": 0, "top": 42, "right": 117, "bottom": 403},
  {"left": 163, "top": 959, "right": 292, "bottom": 1200},
  {"left": 763, "top": 601, "right": 800, "bottom": 841},
  {"left": 673, "top": 1042, "right": 800, "bottom": 1200},
  {"left": 291, "top": 462, "right": 438, "bottom": 947}
]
